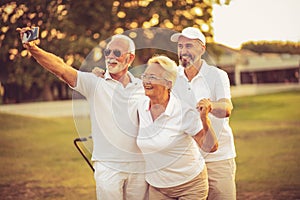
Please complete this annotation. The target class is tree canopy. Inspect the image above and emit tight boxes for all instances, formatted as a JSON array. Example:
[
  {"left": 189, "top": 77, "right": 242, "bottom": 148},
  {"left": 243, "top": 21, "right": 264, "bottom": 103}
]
[
  {"left": 0, "top": 0, "right": 229, "bottom": 103},
  {"left": 241, "top": 41, "right": 300, "bottom": 55}
]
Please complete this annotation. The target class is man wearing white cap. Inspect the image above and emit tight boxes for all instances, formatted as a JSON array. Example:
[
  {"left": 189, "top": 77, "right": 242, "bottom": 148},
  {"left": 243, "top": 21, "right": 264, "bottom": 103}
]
[{"left": 171, "top": 27, "right": 237, "bottom": 200}]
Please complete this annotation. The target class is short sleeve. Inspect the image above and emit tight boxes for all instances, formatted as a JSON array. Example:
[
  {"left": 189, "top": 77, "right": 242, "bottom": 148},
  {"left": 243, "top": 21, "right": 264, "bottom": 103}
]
[
  {"left": 215, "top": 69, "right": 231, "bottom": 100},
  {"left": 70, "top": 71, "right": 99, "bottom": 98}
]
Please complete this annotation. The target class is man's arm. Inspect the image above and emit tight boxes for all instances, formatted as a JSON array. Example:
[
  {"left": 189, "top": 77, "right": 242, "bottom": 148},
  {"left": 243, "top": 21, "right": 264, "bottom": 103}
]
[
  {"left": 210, "top": 98, "right": 233, "bottom": 118},
  {"left": 17, "top": 28, "right": 77, "bottom": 87},
  {"left": 210, "top": 69, "right": 233, "bottom": 118}
]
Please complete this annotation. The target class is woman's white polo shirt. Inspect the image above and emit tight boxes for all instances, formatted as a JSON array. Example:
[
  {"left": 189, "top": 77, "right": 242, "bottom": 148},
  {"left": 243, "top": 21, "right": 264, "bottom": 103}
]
[{"left": 137, "top": 93, "right": 206, "bottom": 188}]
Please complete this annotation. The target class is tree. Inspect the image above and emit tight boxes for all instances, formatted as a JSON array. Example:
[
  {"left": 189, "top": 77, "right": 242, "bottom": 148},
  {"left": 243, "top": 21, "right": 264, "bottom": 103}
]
[
  {"left": 241, "top": 41, "right": 300, "bottom": 54},
  {"left": 0, "top": 0, "right": 84, "bottom": 102},
  {"left": 0, "top": 0, "right": 230, "bottom": 103}
]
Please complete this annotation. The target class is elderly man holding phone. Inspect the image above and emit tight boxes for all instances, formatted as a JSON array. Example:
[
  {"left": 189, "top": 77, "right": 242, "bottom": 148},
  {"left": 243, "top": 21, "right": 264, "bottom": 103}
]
[{"left": 17, "top": 27, "right": 148, "bottom": 200}]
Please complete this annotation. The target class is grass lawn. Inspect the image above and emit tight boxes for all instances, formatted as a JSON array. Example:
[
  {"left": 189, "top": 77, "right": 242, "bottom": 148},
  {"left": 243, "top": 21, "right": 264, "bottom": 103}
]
[
  {"left": 231, "top": 91, "right": 300, "bottom": 199},
  {"left": 0, "top": 115, "right": 96, "bottom": 199},
  {"left": 0, "top": 91, "right": 299, "bottom": 199}
]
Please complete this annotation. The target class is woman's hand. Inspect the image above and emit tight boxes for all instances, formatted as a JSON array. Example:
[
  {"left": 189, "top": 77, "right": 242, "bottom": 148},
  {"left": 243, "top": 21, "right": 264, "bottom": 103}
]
[
  {"left": 92, "top": 67, "right": 105, "bottom": 78},
  {"left": 196, "top": 98, "right": 212, "bottom": 123}
]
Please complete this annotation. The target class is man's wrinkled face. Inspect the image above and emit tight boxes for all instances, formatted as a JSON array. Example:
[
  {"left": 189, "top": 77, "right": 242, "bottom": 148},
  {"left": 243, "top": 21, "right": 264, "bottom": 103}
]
[
  {"left": 177, "top": 36, "right": 204, "bottom": 68},
  {"left": 105, "top": 38, "right": 131, "bottom": 74}
]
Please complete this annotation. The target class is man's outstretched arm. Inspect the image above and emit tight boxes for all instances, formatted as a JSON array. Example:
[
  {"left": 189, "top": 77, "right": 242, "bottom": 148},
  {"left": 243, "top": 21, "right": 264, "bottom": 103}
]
[{"left": 17, "top": 27, "right": 78, "bottom": 87}]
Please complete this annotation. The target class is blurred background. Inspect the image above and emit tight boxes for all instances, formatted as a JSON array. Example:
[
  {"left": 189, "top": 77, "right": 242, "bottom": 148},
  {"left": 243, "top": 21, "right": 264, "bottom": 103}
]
[
  {"left": 0, "top": 0, "right": 299, "bottom": 104},
  {"left": 0, "top": 1, "right": 300, "bottom": 199}
]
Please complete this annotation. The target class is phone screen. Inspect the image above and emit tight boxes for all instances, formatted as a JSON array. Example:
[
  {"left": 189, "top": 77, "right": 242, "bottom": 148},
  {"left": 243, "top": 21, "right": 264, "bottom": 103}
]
[{"left": 22, "top": 27, "right": 39, "bottom": 43}]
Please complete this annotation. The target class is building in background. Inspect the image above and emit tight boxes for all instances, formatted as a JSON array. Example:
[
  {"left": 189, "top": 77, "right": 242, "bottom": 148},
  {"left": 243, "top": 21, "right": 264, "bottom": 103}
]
[{"left": 210, "top": 45, "right": 300, "bottom": 86}]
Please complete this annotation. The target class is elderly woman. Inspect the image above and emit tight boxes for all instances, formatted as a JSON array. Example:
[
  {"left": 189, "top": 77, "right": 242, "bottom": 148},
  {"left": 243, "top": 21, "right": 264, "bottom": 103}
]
[{"left": 137, "top": 55, "right": 218, "bottom": 200}]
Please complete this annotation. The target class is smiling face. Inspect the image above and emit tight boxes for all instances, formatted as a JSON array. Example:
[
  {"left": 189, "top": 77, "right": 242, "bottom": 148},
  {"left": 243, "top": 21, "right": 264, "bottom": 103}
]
[
  {"left": 105, "top": 38, "right": 134, "bottom": 75},
  {"left": 177, "top": 36, "right": 205, "bottom": 68},
  {"left": 142, "top": 63, "right": 170, "bottom": 100}
]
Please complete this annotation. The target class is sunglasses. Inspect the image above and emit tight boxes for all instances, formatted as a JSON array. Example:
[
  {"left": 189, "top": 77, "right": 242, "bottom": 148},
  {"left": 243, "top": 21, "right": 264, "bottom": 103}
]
[{"left": 104, "top": 49, "right": 125, "bottom": 57}]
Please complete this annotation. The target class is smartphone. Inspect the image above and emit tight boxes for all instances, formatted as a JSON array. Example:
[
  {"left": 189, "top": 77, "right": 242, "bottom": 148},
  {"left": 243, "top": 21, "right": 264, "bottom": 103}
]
[{"left": 22, "top": 27, "right": 39, "bottom": 43}]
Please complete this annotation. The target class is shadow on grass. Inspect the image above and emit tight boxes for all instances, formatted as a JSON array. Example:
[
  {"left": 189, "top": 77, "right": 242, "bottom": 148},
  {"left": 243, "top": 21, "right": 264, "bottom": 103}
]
[
  {"left": 0, "top": 114, "right": 95, "bottom": 199},
  {"left": 1, "top": 91, "right": 300, "bottom": 199}
]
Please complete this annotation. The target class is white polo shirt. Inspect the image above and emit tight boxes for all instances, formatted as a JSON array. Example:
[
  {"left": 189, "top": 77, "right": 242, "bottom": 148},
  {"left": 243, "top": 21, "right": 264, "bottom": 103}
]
[
  {"left": 72, "top": 71, "right": 145, "bottom": 172},
  {"left": 174, "top": 60, "right": 236, "bottom": 162},
  {"left": 137, "top": 93, "right": 205, "bottom": 188}
]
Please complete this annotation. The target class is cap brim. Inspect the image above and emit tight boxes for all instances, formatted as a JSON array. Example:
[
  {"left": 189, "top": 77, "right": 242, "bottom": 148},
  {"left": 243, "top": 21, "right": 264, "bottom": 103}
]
[
  {"left": 170, "top": 33, "right": 203, "bottom": 43},
  {"left": 170, "top": 33, "right": 182, "bottom": 42}
]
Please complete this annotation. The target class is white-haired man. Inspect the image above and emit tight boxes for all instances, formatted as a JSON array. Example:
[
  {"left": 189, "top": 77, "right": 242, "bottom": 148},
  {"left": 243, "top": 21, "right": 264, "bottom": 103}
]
[
  {"left": 171, "top": 27, "right": 237, "bottom": 200},
  {"left": 17, "top": 28, "right": 148, "bottom": 200}
]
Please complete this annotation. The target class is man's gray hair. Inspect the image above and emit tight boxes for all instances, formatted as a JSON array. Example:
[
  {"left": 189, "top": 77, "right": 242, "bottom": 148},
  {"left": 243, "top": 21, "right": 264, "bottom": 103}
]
[{"left": 111, "top": 34, "right": 135, "bottom": 55}]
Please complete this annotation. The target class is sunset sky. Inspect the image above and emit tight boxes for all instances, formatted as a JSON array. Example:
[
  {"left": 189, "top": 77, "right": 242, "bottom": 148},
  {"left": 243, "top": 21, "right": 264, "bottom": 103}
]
[{"left": 212, "top": 0, "right": 300, "bottom": 49}]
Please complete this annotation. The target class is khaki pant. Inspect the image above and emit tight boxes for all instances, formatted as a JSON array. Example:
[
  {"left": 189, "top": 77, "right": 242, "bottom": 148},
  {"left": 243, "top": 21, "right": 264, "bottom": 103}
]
[
  {"left": 149, "top": 167, "right": 208, "bottom": 200},
  {"left": 206, "top": 158, "right": 236, "bottom": 200}
]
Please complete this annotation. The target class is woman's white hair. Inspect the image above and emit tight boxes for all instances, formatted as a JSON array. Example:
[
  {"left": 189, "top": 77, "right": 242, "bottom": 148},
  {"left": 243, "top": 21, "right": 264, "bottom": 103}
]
[{"left": 147, "top": 55, "right": 177, "bottom": 87}]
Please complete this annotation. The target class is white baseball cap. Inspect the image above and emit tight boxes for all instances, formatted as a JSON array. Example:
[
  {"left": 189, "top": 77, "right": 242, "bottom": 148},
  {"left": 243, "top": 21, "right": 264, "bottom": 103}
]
[{"left": 170, "top": 27, "right": 206, "bottom": 45}]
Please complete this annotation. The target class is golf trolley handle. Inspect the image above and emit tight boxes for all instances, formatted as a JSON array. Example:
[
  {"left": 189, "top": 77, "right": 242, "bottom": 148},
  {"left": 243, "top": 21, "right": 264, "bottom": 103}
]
[
  {"left": 74, "top": 137, "right": 87, "bottom": 142},
  {"left": 73, "top": 137, "right": 94, "bottom": 172}
]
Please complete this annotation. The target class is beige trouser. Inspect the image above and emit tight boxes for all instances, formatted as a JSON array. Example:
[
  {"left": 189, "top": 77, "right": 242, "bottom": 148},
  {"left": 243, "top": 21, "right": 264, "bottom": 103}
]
[
  {"left": 149, "top": 166, "right": 208, "bottom": 200},
  {"left": 206, "top": 158, "right": 236, "bottom": 200}
]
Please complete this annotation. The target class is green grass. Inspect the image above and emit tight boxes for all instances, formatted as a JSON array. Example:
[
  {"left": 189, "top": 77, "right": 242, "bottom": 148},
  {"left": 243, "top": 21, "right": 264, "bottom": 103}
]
[
  {"left": 0, "top": 91, "right": 300, "bottom": 199},
  {"left": 230, "top": 91, "right": 300, "bottom": 198},
  {"left": 0, "top": 114, "right": 96, "bottom": 199}
]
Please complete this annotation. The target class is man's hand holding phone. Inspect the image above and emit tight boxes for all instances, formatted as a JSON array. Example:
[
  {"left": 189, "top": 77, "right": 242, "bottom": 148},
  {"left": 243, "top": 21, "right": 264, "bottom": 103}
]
[{"left": 16, "top": 27, "right": 39, "bottom": 48}]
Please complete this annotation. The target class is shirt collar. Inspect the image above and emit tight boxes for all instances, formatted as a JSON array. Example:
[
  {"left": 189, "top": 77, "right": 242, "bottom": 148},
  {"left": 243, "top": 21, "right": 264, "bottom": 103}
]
[
  {"left": 145, "top": 93, "right": 176, "bottom": 117},
  {"left": 177, "top": 65, "right": 186, "bottom": 77},
  {"left": 199, "top": 59, "right": 209, "bottom": 76},
  {"left": 104, "top": 70, "right": 140, "bottom": 85},
  {"left": 164, "top": 93, "right": 176, "bottom": 116},
  {"left": 104, "top": 70, "right": 113, "bottom": 80}
]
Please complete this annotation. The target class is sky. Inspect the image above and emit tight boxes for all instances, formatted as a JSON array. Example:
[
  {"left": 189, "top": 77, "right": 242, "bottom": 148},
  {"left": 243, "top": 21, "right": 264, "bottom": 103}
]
[{"left": 212, "top": 0, "right": 300, "bottom": 49}]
